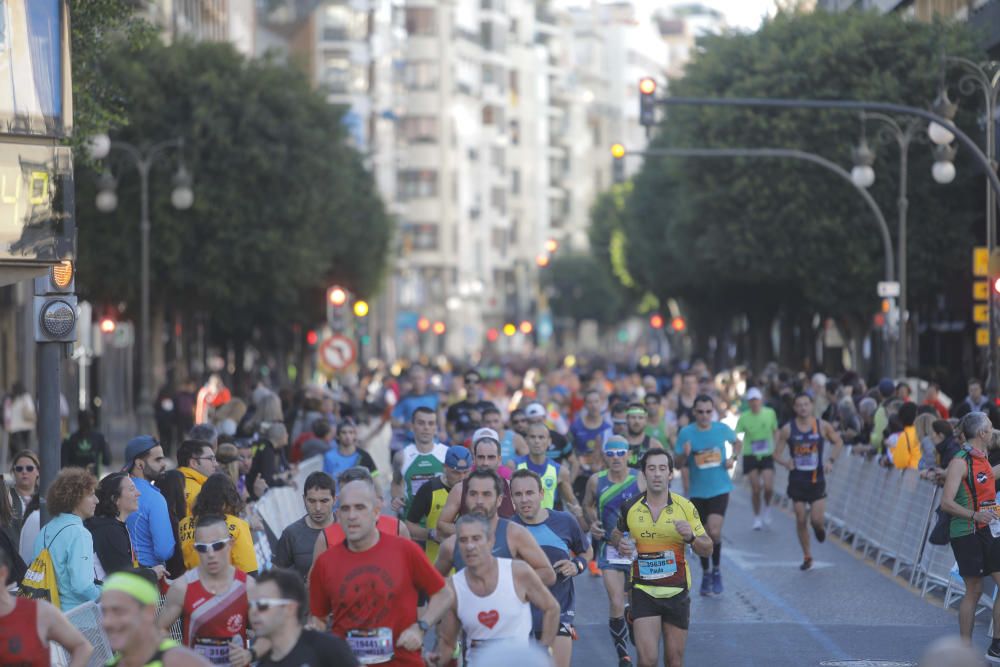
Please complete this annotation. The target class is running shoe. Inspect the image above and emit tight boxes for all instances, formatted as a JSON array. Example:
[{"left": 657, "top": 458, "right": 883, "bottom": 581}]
[
  {"left": 800, "top": 557, "right": 813, "bottom": 571},
  {"left": 813, "top": 524, "right": 827, "bottom": 543},
  {"left": 589, "top": 559, "right": 602, "bottom": 577},
  {"left": 987, "top": 638, "right": 1000, "bottom": 663},
  {"left": 619, "top": 658, "right": 634, "bottom": 667},
  {"left": 700, "top": 571, "right": 712, "bottom": 596},
  {"left": 752, "top": 517, "right": 763, "bottom": 531},
  {"left": 711, "top": 568, "right": 723, "bottom": 595},
  {"left": 763, "top": 508, "right": 773, "bottom": 526}
]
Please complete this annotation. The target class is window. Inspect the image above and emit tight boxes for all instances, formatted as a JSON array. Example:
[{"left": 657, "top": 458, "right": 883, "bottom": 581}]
[
  {"left": 399, "top": 116, "right": 438, "bottom": 143},
  {"left": 479, "top": 22, "right": 505, "bottom": 51},
  {"left": 491, "top": 227, "right": 507, "bottom": 252},
  {"left": 490, "top": 147, "right": 505, "bottom": 171},
  {"left": 323, "top": 52, "right": 350, "bottom": 94},
  {"left": 401, "top": 223, "right": 439, "bottom": 251},
  {"left": 510, "top": 169, "right": 520, "bottom": 195},
  {"left": 490, "top": 187, "right": 506, "bottom": 215},
  {"left": 398, "top": 170, "right": 438, "bottom": 200},
  {"left": 405, "top": 8, "right": 436, "bottom": 36},
  {"left": 404, "top": 61, "right": 438, "bottom": 90},
  {"left": 483, "top": 105, "right": 503, "bottom": 126}
]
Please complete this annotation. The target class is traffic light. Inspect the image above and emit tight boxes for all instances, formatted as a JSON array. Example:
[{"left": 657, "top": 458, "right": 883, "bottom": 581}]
[
  {"left": 639, "top": 78, "right": 657, "bottom": 128},
  {"left": 487, "top": 328, "right": 499, "bottom": 342},
  {"left": 34, "top": 259, "right": 77, "bottom": 343},
  {"left": 503, "top": 323, "right": 516, "bottom": 337},
  {"left": 306, "top": 329, "right": 318, "bottom": 346},
  {"left": 519, "top": 320, "right": 534, "bottom": 334},
  {"left": 354, "top": 300, "right": 369, "bottom": 347},
  {"left": 670, "top": 316, "right": 686, "bottom": 333},
  {"left": 432, "top": 321, "right": 446, "bottom": 335},
  {"left": 649, "top": 313, "right": 664, "bottom": 329},
  {"left": 99, "top": 317, "right": 116, "bottom": 334},
  {"left": 417, "top": 317, "right": 431, "bottom": 333},
  {"left": 611, "top": 143, "right": 625, "bottom": 184},
  {"left": 327, "top": 285, "right": 350, "bottom": 331}
]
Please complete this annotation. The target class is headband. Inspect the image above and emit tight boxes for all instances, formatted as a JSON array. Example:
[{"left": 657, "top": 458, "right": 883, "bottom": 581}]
[
  {"left": 625, "top": 408, "right": 646, "bottom": 416},
  {"left": 102, "top": 572, "right": 159, "bottom": 606}
]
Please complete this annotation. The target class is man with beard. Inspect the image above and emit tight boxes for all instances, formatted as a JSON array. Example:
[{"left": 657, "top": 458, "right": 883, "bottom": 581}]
[
  {"left": 624, "top": 404, "right": 664, "bottom": 468},
  {"left": 124, "top": 435, "right": 174, "bottom": 580}
]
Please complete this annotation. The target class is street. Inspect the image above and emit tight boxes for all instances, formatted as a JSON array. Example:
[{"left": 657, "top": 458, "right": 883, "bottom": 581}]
[{"left": 570, "top": 482, "right": 962, "bottom": 666}]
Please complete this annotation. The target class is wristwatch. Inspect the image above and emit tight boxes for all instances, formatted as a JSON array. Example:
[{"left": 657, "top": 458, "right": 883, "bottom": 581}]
[{"left": 417, "top": 619, "right": 430, "bottom": 633}]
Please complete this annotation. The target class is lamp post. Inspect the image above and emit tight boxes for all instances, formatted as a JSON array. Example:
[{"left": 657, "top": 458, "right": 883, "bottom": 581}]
[{"left": 89, "top": 135, "right": 193, "bottom": 435}]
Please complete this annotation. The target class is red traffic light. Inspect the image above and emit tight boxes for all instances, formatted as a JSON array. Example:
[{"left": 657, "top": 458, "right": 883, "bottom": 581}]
[
  {"left": 487, "top": 328, "right": 499, "bottom": 342},
  {"left": 306, "top": 330, "right": 318, "bottom": 346},
  {"left": 328, "top": 286, "right": 347, "bottom": 306},
  {"left": 639, "top": 78, "right": 657, "bottom": 95},
  {"left": 99, "top": 317, "right": 116, "bottom": 334},
  {"left": 417, "top": 317, "right": 431, "bottom": 332},
  {"left": 432, "top": 321, "right": 446, "bottom": 335},
  {"left": 649, "top": 314, "right": 664, "bottom": 329},
  {"left": 670, "top": 316, "right": 686, "bottom": 332}
]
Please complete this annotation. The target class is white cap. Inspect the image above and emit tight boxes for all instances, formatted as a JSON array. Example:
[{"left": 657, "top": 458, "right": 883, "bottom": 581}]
[
  {"left": 745, "top": 388, "right": 763, "bottom": 401},
  {"left": 472, "top": 427, "right": 500, "bottom": 444},
  {"left": 525, "top": 403, "right": 546, "bottom": 419}
]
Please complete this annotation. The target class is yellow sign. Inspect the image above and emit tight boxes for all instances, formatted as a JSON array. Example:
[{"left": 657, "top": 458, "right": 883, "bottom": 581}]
[
  {"left": 974, "top": 304, "right": 990, "bottom": 323},
  {"left": 974, "top": 246, "right": 989, "bottom": 277},
  {"left": 975, "top": 281, "right": 989, "bottom": 301},
  {"left": 978, "top": 328, "right": 991, "bottom": 347}
]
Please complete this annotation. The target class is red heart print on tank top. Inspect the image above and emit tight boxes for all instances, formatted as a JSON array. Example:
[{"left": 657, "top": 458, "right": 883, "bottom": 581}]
[{"left": 477, "top": 610, "right": 500, "bottom": 629}]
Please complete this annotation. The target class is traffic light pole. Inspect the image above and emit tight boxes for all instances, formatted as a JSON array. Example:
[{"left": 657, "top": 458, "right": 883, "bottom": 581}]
[{"left": 37, "top": 343, "right": 61, "bottom": 524}]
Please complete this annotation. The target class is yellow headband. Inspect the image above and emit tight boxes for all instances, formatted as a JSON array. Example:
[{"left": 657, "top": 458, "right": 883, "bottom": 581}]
[{"left": 102, "top": 572, "right": 159, "bottom": 606}]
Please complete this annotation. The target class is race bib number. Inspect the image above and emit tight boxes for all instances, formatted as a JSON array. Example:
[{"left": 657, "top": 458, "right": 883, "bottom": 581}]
[
  {"left": 346, "top": 628, "right": 394, "bottom": 664},
  {"left": 750, "top": 439, "right": 770, "bottom": 455},
  {"left": 693, "top": 449, "right": 722, "bottom": 469},
  {"left": 192, "top": 638, "right": 231, "bottom": 665},
  {"left": 793, "top": 445, "right": 819, "bottom": 471},
  {"left": 637, "top": 551, "right": 677, "bottom": 580},
  {"left": 604, "top": 543, "right": 632, "bottom": 566},
  {"left": 410, "top": 474, "right": 433, "bottom": 498}
]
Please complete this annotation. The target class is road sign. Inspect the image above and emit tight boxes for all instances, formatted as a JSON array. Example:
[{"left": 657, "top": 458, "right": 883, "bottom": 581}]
[
  {"left": 975, "top": 280, "right": 989, "bottom": 301},
  {"left": 318, "top": 334, "right": 356, "bottom": 372},
  {"left": 876, "top": 281, "right": 900, "bottom": 298},
  {"left": 974, "top": 246, "right": 989, "bottom": 277},
  {"left": 974, "top": 304, "right": 990, "bottom": 323},
  {"left": 978, "top": 327, "right": 991, "bottom": 347}
]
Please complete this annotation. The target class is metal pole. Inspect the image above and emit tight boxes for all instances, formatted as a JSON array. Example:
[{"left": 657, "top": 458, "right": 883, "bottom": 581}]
[
  {"left": 897, "top": 144, "right": 909, "bottom": 377},
  {"left": 37, "top": 342, "right": 61, "bottom": 525},
  {"left": 137, "top": 158, "right": 153, "bottom": 435}
]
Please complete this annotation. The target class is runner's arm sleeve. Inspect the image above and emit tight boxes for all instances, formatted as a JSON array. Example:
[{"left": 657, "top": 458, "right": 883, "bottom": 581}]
[
  {"left": 149, "top": 496, "right": 177, "bottom": 563},
  {"left": 230, "top": 519, "right": 259, "bottom": 574},
  {"left": 684, "top": 500, "right": 708, "bottom": 537},
  {"left": 406, "top": 482, "right": 433, "bottom": 524},
  {"left": 407, "top": 538, "right": 446, "bottom": 596}
]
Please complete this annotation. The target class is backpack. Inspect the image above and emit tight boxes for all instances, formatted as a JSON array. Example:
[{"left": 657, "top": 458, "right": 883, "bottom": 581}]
[{"left": 19, "top": 524, "right": 71, "bottom": 609}]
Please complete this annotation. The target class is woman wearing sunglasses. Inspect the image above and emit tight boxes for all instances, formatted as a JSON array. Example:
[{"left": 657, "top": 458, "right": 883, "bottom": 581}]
[
  {"left": 177, "top": 474, "right": 258, "bottom": 576},
  {"left": 9, "top": 450, "right": 39, "bottom": 536}
]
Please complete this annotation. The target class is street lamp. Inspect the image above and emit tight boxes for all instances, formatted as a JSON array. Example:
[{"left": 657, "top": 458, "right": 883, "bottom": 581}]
[
  {"left": 850, "top": 134, "right": 876, "bottom": 189},
  {"left": 90, "top": 133, "right": 194, "bottom": 435},
  {"left": 931, "top": 144, "right": 958, "bottom": 184}
]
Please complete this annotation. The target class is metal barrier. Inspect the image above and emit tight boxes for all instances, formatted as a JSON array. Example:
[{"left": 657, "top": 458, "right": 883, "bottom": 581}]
[{"left": 51, "top": 602, "right": 113, "bottom": 667}]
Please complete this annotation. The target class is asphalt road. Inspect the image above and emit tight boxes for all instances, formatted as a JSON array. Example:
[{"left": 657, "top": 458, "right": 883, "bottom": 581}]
[{"left": 569, "top": 482, "right": 974, "bottom": 667}]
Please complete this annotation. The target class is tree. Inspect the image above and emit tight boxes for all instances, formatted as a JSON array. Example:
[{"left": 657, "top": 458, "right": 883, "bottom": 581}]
[
  {"left": 621, "top": 9, "right": 984, "bottom": 371},
  {"left": 541, "top": 254, "right": 626, "bottom": 325}
]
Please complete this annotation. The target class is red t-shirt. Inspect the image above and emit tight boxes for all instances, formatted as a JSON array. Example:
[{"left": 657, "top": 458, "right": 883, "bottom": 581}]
[{"left": 309, "top": 533, "right": 445, "bottom": 667}]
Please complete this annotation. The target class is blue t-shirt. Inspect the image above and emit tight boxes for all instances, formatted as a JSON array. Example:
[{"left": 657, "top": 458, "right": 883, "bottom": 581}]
[
  {"left": 513, "top": 510, "right": 589, "bottom": 628},
  {"left": 322, "top": 446, "right": 377, "bottom": 486},
  {"left": 568, "top": 416, "right": 613, "bottom": 456},
  {"left": 675, "top": 422, "right": 737, "bottom": 499},
  {"left": 391, "top": 392, "right": 440, "bottom": 423}
]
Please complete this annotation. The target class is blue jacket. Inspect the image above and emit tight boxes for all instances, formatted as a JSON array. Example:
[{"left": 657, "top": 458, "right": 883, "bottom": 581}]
[
  {"left": 31, "top": 513, "right": 101, "bottom": 610},
  {"left": 126, "top": 476, "right": 176, "bottom": 566}
]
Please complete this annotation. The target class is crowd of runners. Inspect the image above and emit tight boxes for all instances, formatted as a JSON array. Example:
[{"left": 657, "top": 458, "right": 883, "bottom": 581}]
[{"left": 1, "top": 361, "right": 997, "bottom": 666}]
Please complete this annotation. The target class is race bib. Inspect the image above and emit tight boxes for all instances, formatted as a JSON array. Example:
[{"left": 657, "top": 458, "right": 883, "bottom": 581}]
[
  {"left": 793, "top": 444, "right": 819, "bottom": 471},
  {"left": 410, "top": 474, "right": 434, "bottom": 498},
  {"left": 750, "top": 439, "right": 770, "bottom": 455},
  {"left": 637, "top": 551, "right": 677, "bottom": 580},
  {"left": 604, "top": 543, "right": 632, "bottom": 566},
  {"left": 346, "top": 628, "right": 394, "bottom": 664},
  {"left": 192, "top": 638, "right": 231, "bottom": 665},
  {"left": 693, "top": 449, "right": 722, "bottom": 469}
]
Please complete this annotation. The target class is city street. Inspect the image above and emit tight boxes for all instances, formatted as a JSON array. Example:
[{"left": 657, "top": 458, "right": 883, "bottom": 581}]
[{"left": 570, "top": 483, "right": 962, "bottom": 666}]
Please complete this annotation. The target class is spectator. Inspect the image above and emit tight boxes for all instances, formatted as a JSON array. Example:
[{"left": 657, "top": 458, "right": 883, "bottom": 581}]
[
  {"left": 216, "top": 442, "right": 242, "bottom": 488},
  {"left": 178, "top": 473, "right": 258, "bottom": 575},
  {"left": 0, "top": 544, "right": 92, "bottom": 666},
  {"left": 86, "top": 472, "right": 141, "bottom": 581},
  {"left": 250, "top": 391, "right": 284, "bottom": 438},
  {"left": 290, "top": 396, "right": 324, "bottom": 445},
  {"left": 921, "top": 420, "right": 958, "bottom": 482},
  {"left": 155, "top": 386, "right": 179, "bottom": 456},
  {"left": 188, "top": 423, "right": 220, "bottom": 451},
  {"left": 158, "top": 468, "right": 189, "bottom": 580},
  {"left": 896, "top": 382, "right": 912, "bottom": 403},
  {"left": 892, "top": 402, "right": 921, "bottom": 469},
  {"left": 31, "top": 468, "right": 101, "bottom": 610},
  {"left": 273, "top": 472, "right": 336, "bottom": 579},
  {"left": 9, "top": 450, "right": 39, "bottom": 539},
  {"left": 870, "top": 378, "right": 896, "bottom": 455},
  {"left": 960, "top": 378, "right": 990, "bottom": 416},
  {"left": 293, "top": 418, "right": 333, "bottom": 463},
  {"left": 248, "top": 423, "right": 292, "bottom": 501},
  {"left": 177, "top": 439, "right": 218, "bottom": 515},
  {"left": 124, "top": 435, "right": 174, "bottom": 579},
  {"left": 195, "top": 374, "right": 231, "bottom": 425},
  {"left": 6, "top": 381, "right": 35, "bottom": 456},
  {"left": 837, "top": 398, "right": 862, "bottom": 445},
  {"left": 174, "top": 379, "right": 198, "bottom": 438},
  {"left": 923, "top": 382, "right": 950, "bottom": 419},
  {"left": 214, "top": 398, "right": 247, "bottom": 439},
  {"left": 60, "top": 410, "right": 111, "bottom": 477},
  {"left": 0, "top": 477, "right": 26, "bottom": 584},
  {"left": 235, "top": 439, "right": 254, "bottom": 500},
  {"left": 914, "top": 413, "right": 937, "bottom": 471}
]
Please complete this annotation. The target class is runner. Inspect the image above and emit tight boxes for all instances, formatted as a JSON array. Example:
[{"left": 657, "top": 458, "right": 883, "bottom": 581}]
[
  {"left": 674, "top": 372, "right": 699, "bottom": 428},
  {"left": 515, "top": 422, "right": 580, "bottom": 518},
  {"left": 509, "top": 409, "right": 529, "bottom": 441},
  {"left": 391, "top": 407, "right": 448, "bottom": 516},
  {"left": 323, "top": 422, "right": 379, "bottom": 490},
  {"left": 643, "top": 393, "right": 670, "bottom": 448},
  {"left": 273, "top": 472, "right": 336, "bottom": 579},
  {"left": 524, "top": 402, "right": 575, "bottom": 468},
  {"left": 0, "top": 544, "right": 92, "bottom": 666},
  {"left": 103, "top": 570, "right": 211, "bottom": 666},
  {"left": 613, "top": 449, "right": 712, "bottom": 667},
  {"left": 159, "top": 514, "right": 253, "bottom": 665},
  {"left": 436, "top": 432, "right": 517, "bottom": 536},
  {"left": 434, "top": 514, "right": 560, "bottom": 666},
  {"left": 624, "top": 403, "right": 664, "bottom": 468},
  {"left": 675, "top": 394, "right": 738, "bottom": 596},
  {"left": 309, "top": 476, "right": 454, "bottom": 667},
  {"left": 406, "top": 445, "right": 473, "bottom": 563},
  {"left": 734, "top": 387, "right": 778, "bottom": 530},
  {"left": 511, "top": 470, "right": 592, "bottom": 667},
  {"left": 939, "top": 411, "right": 1000, "bottom": 656},
  {"left": 582, "top": 435, "right": 644, "bottom": 666},
  {"left": 774, "top": 392, "right": 844, "bottom": 571},
  {"left": 568, "top": 389, "right": 614, "bottom": 495},
  {"left": 481, "top": 406, "right": 527, "bottom": 471}
]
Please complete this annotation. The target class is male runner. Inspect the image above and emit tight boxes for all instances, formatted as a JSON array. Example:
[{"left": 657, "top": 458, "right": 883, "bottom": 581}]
[
  {"left": 734, "top": 387, "right": 779, "bottom": 530},
  {"left": 391, "top": 406, "right": 448, "bottom": 515},
  {"left": 159, "top": 514, "right": 252, "bottom": 665},
  {"left": 481, "top": 405, "right": 527, "bottom": 471},
  {"left": 510, "top": 409, "right": 529, "bottom": 440},
  {"left": 643, "top": 393, "right": 670, "bottom": 448},
  {"left": 436, "top": 432, "right": 516, "bottom": 537},
  {"left": 568, "top": 389, "right": 613, "bottom": 492},
  {"left": 674, "top": 372, "right": 699, "bottom": 428},
  {"left": 516, "top": 422, "right": 580, "bottom": 518},
  {"left": 309, "top": 476, "right": 454, "bottom": 667},
  {"left": 406, "top": 445, "right": 473, "bottom": 562},
  {"left": 675, "top": 394, "right": 738, "bottom": 595},
  {"left": 323, "top": 422, "right": 379, "bottom": 490},
  {"left": 274, "top": 472, "right": 335, "bottom": 578},
  {"left": 511, "top": 470, "right": 591, "bottom": 667},
  {"left": 774, "top": 393, "right": 843, "bottom": 571},
  {"left": 624, "top": 403, "right": 664, "bottom": 468},
  {"left": 582, "top": 436, "right": 645, "bottom": 666},
  {"left": 525, "top": 402, "right": 575, "bottom": 467},
  {"left": 613, "top": 449, "right": 712, "bottom": 667},
  {"left": 435, "top": 514, "right": 560, "bottom": 666}
]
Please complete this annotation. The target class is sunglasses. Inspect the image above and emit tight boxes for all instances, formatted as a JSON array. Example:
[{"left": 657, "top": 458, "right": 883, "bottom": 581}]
[
  {"left": 14, "top": 465, "right": 36, "bottom": 473},
  {"left": 251, "top": 598, "right": 293, "bottom": 612},
  {"left": 193, "top": 538, "right": 230, "bottom": 553},
  {"left": 604, "top": 449, "right": 628, "bottom": 458}
]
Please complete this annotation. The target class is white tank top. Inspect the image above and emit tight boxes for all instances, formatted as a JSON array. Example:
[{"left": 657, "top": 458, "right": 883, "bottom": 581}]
[{"left": 453, "top": 558, "right": 532, "bottom": 665}]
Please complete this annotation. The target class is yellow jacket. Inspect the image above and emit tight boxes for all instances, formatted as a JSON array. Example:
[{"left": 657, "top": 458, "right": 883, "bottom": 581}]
[
  {"left": 178, "top": 513, "right": 258, "bottom": 574},
  {"left": 178, "top": 466, "right": 206, "bottom": 515},
  {"left": 891, "top": 426, "right": 921, "bottom": 470}
]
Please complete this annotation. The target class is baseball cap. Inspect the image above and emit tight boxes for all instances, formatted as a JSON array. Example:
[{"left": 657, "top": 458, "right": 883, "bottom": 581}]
[
  {"left": 745, "top": 387, "right": 763, "bottom": 401},
  {"left": 472, "top": 427, "right": 500, "bottom": 444},
  {"left": 603, "top": 435, "right": 629, "bottom": 452},
  {"left": 878, "top": 378, "right": 895, "bottom": 397},
  {"left": 445, "top": 445, "right": 473, "bottom": 470},
  {"left": 525, "top": 403, "right": 546, "bottom": 419},
  {"left": 123, "top": 435, "right": 158, "bottom": 471}
]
